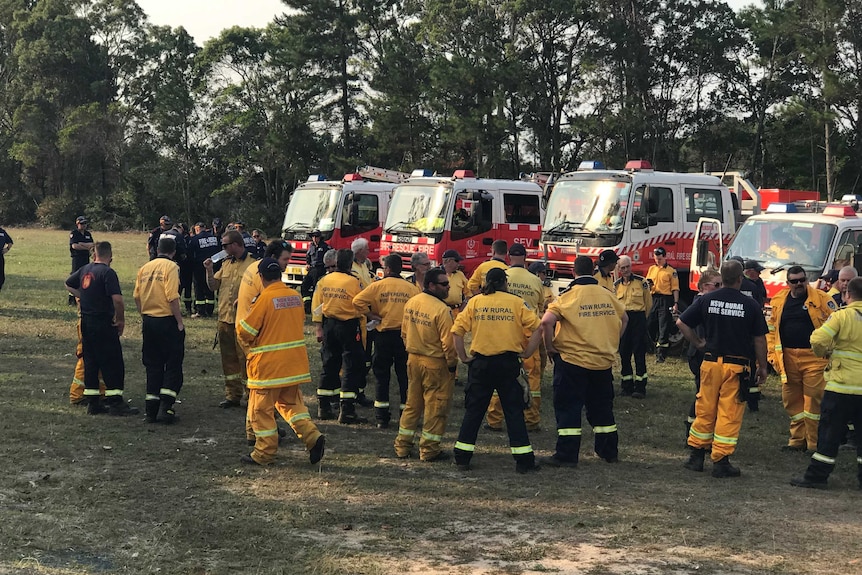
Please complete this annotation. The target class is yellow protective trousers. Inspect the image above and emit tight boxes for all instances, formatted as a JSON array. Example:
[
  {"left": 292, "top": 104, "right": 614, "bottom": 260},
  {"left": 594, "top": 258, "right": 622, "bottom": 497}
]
[
  {"left": 69, "top": 322, "right": 104, "bottom": 404},
  {"left": 782, "top": 348, "right": 827, "bottom": 451},
  {"left": 688, "top": 358, "right": 746, "bottom": 462},
  {"left": 395, "top": 355, "right": 454, "bottom": 460},
  {"left": 218, "top": 321, "right": 247, "bottom": 403},
  {"left": 247, "top": 386, "right": 321, "bottom": 465},
  {"left": 486, "top": 348, "right": 542, "bottom": 430}
]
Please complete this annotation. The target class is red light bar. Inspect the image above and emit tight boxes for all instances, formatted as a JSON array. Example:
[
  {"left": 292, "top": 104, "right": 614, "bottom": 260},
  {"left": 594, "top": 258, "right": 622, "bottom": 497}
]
[
  {"left": 625, "top": 160, "right": 653, "bottom": 171},
  {"left": 823, "top": 204, "right": 856, "bottom": 217},
  {"left": 453, "top": 169, "right": 476, "bottom": 179},
  {"left": 343, "top": 173, "right": 363, "bottom": 182}
]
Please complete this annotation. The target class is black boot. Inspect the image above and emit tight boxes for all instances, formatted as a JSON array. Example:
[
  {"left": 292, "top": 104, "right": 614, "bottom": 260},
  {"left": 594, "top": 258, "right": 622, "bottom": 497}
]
[
  {"left": 632, "top": 381, "right": 647, "bottom": 399},
  {"left": 790, "top": 474, "right": 827, "bottom": 489},
  {"left": 317, "top": 399, "right": 335, "bottom": 420},
  {"left": 620, "top": 379, "right": 633, "bottom": 397},
  {"left": 157, "top": 400, "right": 176, "bottom": 424},
  {"left": 107, "top": 400, "right": 140, "bottom": 416},
  {"left": 144, "top": 399, "right": 160, "bottom": 423},
  {"left": 683, "top": 448, "right": 706, "bottom": 472},
  {"left": 87, "top": 397, "right": 107, "bottom": 415},
  {"left": 712, "top": 456, "right": 741, "bottom": 478},
  {"left": 338, "top": 401, "right": 367, "bottom": 424}
]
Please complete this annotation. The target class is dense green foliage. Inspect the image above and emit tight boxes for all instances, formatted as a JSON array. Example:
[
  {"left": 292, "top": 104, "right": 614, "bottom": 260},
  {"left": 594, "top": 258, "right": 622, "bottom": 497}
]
[{"left": 1, "top": 0, "right": 862, "bottom": 232}]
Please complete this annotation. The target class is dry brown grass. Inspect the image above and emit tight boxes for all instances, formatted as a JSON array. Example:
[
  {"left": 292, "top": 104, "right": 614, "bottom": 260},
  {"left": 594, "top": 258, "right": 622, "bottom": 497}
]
[{"left": 0, "top": 228, "right": 860, "bottom": 575}]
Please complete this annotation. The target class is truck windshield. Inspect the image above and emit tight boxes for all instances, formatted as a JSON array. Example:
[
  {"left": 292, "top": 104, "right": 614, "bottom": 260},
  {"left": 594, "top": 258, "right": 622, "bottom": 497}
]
[
  {"left": 544, "top": 179, "right": 631, "bottom": 234},
  {"left": 727, "top": 219, "right": 837, "bottom": 271},
  {"left": 282, "top": 186, "right": 341, "bottom": 232},
  {"left": 384, "top": 184, "right": 452, "bottom": 234}
]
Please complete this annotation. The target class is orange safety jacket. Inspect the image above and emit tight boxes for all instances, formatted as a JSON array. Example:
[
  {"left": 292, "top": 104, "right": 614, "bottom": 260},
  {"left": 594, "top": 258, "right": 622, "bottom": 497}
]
[
  {"left": 767, "top": 286, "right": 836, "bottom": 383},
  {"left": 236, "top": 282, "right": 311, "bottom": 389}
]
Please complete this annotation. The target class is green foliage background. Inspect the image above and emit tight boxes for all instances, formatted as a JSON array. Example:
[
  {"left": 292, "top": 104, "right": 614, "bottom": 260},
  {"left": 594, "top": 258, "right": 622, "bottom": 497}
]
[{"left": 2, "top": 0, "right": 862, "bottom": 233}]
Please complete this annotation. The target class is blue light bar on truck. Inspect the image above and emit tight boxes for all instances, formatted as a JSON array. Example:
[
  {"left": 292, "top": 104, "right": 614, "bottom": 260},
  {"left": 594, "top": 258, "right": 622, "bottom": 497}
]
[
  {"left": 307, "top": 174, "right": 327, "bottom": 182},
  {"left": 577, "top": 160, "right": 605, "bottom": 171},
  {"left": 765, "top": 202, "right": 798, "bottom": 213},
  {"left": 411, "top": 169, "right": 434, "bottom": 177}
]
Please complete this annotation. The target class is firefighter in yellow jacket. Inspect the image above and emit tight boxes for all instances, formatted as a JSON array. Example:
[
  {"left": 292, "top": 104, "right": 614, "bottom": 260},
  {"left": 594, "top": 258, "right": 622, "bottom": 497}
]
[
  {"left": 313, "top": 248, "right": 366, "bottom": 423},
  {"left": 394, "top": 267, "right": 458, "bottom": 462},
  {"left": 593, "top": 249, "right": 618, "bottom": 292},
  {"left": 768, "top": 265, "right": 836, "bottom": 452},
  {"left": 466, "top": 239, "right": 508, "bottom": 295},
  {"left": 353, "top": 254, "right": 420, "bottom": 428},
  {"left": 646, "top": 246, "right": 680, "bottom": 362},
  {"left": 236, "top": 258, "right": 325, "bottom": 466},
  {"left": 205, "top": 230, "right": 255, "bottom": 408},
  {"left": 791, "top": 276, "right": 862, "bottom": 489},
  {"left": 615, "top": 255, "right": 652, "bottom": 398},
  {"left": 486, "top": 242, "right": 545, "bottom": 431},
  {"left": 452, "top": 267, "right": 543, "bottom": 473}
]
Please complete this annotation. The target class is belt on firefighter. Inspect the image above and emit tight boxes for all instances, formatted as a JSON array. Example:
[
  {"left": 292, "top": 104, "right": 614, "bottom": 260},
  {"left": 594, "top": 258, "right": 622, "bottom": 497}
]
[{"left": 702, "top": 353, "right": 748, "bottom": 366}]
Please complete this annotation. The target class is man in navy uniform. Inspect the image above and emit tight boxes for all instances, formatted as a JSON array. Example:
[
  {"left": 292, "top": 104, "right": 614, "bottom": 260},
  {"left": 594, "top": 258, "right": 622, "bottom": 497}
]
[{"left": 69, "top": 215, "right": 94, "bottom": 305}]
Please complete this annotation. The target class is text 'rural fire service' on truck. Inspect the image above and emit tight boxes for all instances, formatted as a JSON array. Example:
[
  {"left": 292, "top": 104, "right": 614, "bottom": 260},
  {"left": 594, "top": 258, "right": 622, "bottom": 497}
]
[
  {"left": 379, "top": 170, "right": 545, "bottom": 276},
  {"left": 280, "top": 173, "right": 397, "bottom": 285},
  {"left": 691, "top": 201, "right": 862, "bottom": 301},
  {"left": 537, "top": 160, "right": 754, "bottom": 299}
]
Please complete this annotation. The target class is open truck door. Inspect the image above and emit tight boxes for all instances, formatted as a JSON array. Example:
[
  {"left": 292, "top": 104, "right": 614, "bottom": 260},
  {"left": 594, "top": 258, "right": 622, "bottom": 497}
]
[{"left": 689, "top": 217, "right": 724, "bottom": 291}]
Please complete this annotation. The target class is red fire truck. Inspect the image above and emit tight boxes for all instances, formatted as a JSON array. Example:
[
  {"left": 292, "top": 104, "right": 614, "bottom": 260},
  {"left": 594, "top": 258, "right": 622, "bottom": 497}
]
[
  {"left": 537, "top": 160, "right": 756, "bottom": 298},
  {"left": 280, "top": 173, "right": 398, "bottom": 286},
  {"left": 379, "top": 170, "right": 545, "bottom": 276}
]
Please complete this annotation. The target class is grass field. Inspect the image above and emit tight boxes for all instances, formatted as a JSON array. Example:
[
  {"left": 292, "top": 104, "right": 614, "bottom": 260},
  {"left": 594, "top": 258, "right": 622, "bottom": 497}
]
[{"left": 0, "top": 227, "right": 860, "bottom": 575}]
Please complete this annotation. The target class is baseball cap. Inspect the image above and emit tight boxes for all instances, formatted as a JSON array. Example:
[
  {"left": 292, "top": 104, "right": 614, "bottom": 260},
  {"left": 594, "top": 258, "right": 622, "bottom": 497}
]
[
  {"left": 598, "top": 249, "right": 619, "bottom": 266},
  {"left": 729, "top": 255, "right": 745, "bottom": 265},
  {"left": 508, "top": 243, "right": 527, "bottom": 256},
  {"left": 258, "top": 257, "right": 281, "bottom": 273},
  {"left": 442, "top": 249, "right": 462, "bottom": 261},
  {"left": 485, "top": 268, "right": 508, "bottom": 285},
  {"left": 653, "top": 246, "right": 667, "bottom": 256},
  {"left": 528, "top": 262, "right": 547, "bottom": 275},
  {"left": 310, "top": 229, "right": 322, "bottom": 237},
  {"left": 194, "top": 221, "right": 205, "bottom": 228},
  {"left": 160, "top": 215, "right": 172, "bottom": 225},
  {"left": 75, "top": 215, "right": 88, "bottom": 224},
  {"left": 744, "top": 260, "right": 766, "bottom": 272},
  {"left": 819, "top": 269, "right": 839, "bottom": 283}
]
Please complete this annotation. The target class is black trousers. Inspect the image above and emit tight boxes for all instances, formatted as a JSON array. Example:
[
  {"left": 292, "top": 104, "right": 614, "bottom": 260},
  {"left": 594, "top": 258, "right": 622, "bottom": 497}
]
[
  {"left": 81, "top": 314, "right": 125, "bottom": 401},
  {"left": 318, "top": 317, "right": 364, "bottom": 404},
  {"left": 69, "top": 257, "right": 88, "bottom": 304},
  {"left": 141, "top": 316, "right": 185, "bottom": 410},
  {"left": 551, "top": 357, "right": 618, "bottom": 463},
  {"left": 301, "top": 266, "right": 325, "bottom": 300},
  {"left": 649, "top": 294, "right": 674, "bottom": 351},
  {"left": 179, "top": 263, "right": 193, "bottom": 311},
  {"left": 687, "top": 352, "right": 704, "bottom": 422},
  {"left": 454, "top": 353, "right": 534, "bottom": 467},
  {"left": 802, "top": 391, "right": 862, "bottom": 484},
  {"left": 0, "top": 254, "right": 5, "bottom": 291},
  {"left": 619, "top": 310, "right": 647, "bottom": 391},
  {"left": 192, "top": 264, "right": 214, "bottom": 315},
  {"left": 372, "top": 330, "right": 408, "bottom": 423}
]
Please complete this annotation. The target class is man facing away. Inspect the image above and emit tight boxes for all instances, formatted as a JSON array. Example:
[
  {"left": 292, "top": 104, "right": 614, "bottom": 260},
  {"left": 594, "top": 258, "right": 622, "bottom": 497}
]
[
  {"left": 133, "top": 236, "right": 185, "bottom": 424},
  {"left": 677, "top": 260, "right": 768, "bottom": 478}
]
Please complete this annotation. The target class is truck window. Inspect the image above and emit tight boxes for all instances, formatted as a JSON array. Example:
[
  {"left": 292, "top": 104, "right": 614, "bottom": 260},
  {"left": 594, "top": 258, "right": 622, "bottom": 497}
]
[
  {"left": 503, "top": 193, "right": 541, "bottom": 224},
  {"left": 341, "top": 193, "right": 379, "bottom": 236},
  {"left": 451, "top": 191, "right": 493, "bottom": 241},
  {"left": 685, "top": 188, "right": 723, "bottom": 223},
  {"left": 833, "top": 228, "right": 862, "bottom": 269}
]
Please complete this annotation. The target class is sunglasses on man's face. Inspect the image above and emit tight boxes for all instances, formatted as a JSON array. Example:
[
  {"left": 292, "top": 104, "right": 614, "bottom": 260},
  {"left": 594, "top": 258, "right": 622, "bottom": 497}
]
[
  {"left": 435, "top": 281, "right": 450, "bottom": 286},
  {"left": 221, "top": 242, "right": 234, "bottom": 248},
  {"left": 787, "top": 277, "right": 807, "bottom": 285}
]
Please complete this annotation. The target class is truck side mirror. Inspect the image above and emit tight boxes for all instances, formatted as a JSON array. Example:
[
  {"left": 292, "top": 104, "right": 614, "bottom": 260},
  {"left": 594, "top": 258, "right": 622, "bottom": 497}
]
[{"left": 696, "top": 239, "right": 710, "bottom": 267}]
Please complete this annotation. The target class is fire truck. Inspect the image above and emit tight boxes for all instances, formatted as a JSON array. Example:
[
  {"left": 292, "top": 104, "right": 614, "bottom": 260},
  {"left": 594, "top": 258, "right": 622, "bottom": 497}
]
[
  {"left": 691, "top": 201, "right": 862, "bottom": 301},
  {"left": 537, "top": 160, "right": 757, "bottom": 297},
  {"left": 379, "top": 169, "right": 545, "bottom": 276},
  {"left": 280, "top": 172, "right": 400, "bottom": 285}
]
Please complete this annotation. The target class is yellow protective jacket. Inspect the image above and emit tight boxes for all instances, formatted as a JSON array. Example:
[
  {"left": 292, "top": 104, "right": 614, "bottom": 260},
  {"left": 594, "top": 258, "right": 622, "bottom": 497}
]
[
  {"left": 767, "top": 286, "right": 836, "bottom": 383},
  {"left": 614, "top": 274, "right": 652, "bottom": 313},
  {"left": 810, "top": 301, "right": 862, "bottom": 395},
  {"left": 466, "top": 258, "right": 507, "bottom": 295},
  {"left": 213, "top": 251, "right": 254, "bottom": 323},
  {"left": 352, "top": 276, "right": 420, "bottom": 331},
  {"left": 313, "top": 271, "right": 363, "bottom": 321},
  {"left": 402, "top": 292, "right": 457, "bottom": 366},
  {"left": 237, "top": 283, "right": 311, "bottom": 389},
  {"left": 236, "top": 259, "right": 263, "bottom": 322}
]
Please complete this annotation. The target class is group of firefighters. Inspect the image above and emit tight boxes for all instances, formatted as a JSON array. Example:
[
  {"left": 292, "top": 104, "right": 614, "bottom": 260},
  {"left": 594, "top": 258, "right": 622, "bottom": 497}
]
[{"left": 62, "top": 219, "right": 862, "bottom": 489}]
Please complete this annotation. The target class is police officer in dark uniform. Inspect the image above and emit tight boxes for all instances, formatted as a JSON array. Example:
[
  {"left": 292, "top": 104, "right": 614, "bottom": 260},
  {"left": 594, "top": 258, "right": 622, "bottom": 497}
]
[
  {"left": 65, "top": 241, "right": 138, "bottom": 416},
  {"left": 235, "top": 221, "right": 258, "bottom": 256},
  {"left": 147, "top": 216, "right": 173, "bottom": 260},
  {"left": 743, "top": 260, "right": 767, "bottom": 307},
  {"left": 69, "top": 215, "right": 94, "bottom": 305},
  {"left": 301, "top": 230, "right": 330, "bottom": 310},
  {"left": 190, "top": 222, "right": 219, "bottom": 317},
  {"left": 176, "top": 222, "right": 194, "bottom": 315},
  {"left": 677, "top": 260, "right": 768, "bottom": 478}
]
